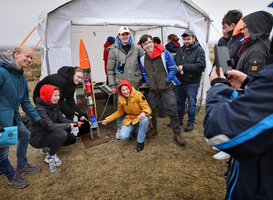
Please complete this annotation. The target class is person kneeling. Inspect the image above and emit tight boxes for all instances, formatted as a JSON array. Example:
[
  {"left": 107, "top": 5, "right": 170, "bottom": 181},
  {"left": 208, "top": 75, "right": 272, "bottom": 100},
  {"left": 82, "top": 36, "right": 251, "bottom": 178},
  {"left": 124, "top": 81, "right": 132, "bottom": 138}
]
[
  {"left": 30, "top": 85, "right": 83, "bottom": 166},
  {"left": 100, "top": 80, "right": 151, "bottom": 152}
]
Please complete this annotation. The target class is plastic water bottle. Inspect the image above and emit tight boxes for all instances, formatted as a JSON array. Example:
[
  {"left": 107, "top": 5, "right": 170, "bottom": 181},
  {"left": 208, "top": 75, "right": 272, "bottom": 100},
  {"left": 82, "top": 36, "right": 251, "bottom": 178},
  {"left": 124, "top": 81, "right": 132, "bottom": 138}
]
[{"left": 48, "top": 156, "right": 56, "bottom": 173}]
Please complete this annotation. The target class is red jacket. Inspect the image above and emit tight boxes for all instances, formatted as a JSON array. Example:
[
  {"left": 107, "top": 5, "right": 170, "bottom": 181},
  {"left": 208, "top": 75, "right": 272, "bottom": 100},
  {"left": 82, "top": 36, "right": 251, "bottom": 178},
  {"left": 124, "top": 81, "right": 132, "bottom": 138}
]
[{"left": 103, "top": 41, "right": 112, "bottom": 75}]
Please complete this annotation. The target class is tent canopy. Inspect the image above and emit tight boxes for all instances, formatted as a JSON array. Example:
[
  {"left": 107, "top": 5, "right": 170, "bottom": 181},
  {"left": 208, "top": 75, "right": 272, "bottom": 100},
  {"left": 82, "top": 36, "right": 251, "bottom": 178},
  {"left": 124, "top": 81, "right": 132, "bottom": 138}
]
[{"left": 37, "top": 0, "right": 212, "bottom": 99}]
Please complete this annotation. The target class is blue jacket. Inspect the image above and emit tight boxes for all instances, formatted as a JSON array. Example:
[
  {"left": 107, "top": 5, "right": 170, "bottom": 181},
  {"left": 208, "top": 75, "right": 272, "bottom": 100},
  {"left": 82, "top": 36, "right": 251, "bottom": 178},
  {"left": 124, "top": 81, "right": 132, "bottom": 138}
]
[
  {"left": 140, "top": 47, "right": 180, "bottom": 89},
  {"left": 0, "top": 54, "right": 41, "bottom": 127},
  {"left": 204, "top": 64, "right": 273, "bottom": 199}
]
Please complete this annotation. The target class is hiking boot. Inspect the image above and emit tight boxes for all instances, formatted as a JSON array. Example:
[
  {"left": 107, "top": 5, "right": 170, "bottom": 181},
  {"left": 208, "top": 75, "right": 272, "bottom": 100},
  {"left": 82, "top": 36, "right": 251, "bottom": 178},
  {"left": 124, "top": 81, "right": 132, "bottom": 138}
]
[
  {"left": 45, "top": 154, "right": 63, "bottom": 166},
  {"left": 174, "top": 132, "right": 186, "bottom": 146},
  {"left": 16, "top": 163, "right": 41, "bottom": 176},
  {"left": 146, "top": 128, "right": 158, "bottom": 139},
  {"left": 115, "top": 129, "right": 121, "bottom": 140},
  {"left": 41, "top": 147, "right": 50, "bottom": 155},
  {"left": 185, "top": 124, "right": 194, "bottom": 132},
  {"left": 8, "top": 173, "right": 29, "bottom": 189},
  {"left": 167, "top": 121, "right": 183, "bottom": 127},
  {"left": 137, "top": 142, "right": 144, "bottom": 152}
]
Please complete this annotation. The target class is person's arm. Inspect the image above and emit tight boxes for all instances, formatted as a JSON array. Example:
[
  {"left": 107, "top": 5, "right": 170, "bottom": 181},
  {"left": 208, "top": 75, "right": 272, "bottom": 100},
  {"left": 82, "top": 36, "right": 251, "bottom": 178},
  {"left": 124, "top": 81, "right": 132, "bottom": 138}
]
[
  {"left": 244, "top": 49, "right": 268, "bottom": 76},
  {"left": 139, "top": 56, "right": 149, "bottom": 86},
  {"left": 106, "top": 48, "right": 117, "bottom": 90},
  {"left": 164, "top": 50, "right": 178, "bottom": 83},
  {"left": 204, "top": 65, "right": 273, "bottom": 155}
]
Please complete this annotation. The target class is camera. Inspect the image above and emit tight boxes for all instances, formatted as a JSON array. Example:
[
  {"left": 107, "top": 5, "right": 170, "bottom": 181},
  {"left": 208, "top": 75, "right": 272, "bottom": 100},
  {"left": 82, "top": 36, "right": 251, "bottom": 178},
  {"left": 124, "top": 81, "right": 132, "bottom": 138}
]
[{"left": 117, "top": 62, "right": 125, "bottom": 74}]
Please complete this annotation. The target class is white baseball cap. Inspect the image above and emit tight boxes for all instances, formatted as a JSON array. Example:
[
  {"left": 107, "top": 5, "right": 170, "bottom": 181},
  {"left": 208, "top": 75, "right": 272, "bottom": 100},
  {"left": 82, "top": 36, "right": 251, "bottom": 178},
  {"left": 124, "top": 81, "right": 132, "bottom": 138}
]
[{"left": 118, "top": 26, "right": 130, "bottom": 34}]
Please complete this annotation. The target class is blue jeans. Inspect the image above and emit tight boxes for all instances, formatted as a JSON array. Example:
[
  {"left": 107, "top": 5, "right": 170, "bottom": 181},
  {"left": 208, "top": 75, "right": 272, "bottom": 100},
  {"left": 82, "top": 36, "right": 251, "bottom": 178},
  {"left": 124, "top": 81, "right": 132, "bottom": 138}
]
[
  {"left": 119, "top": 116, "right": 150, "bottom": 143},
  {"left": 176, "top": 83, "right": 200, "bottom": 125},
  {"left": 0, "top": 122, "right": 30, "bottom": 179}
]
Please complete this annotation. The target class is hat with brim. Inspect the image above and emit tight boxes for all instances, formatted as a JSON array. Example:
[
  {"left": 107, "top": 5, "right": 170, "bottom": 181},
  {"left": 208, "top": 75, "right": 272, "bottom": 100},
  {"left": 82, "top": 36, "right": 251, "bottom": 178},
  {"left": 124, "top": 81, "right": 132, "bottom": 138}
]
[
  {"left": 182, "top": 29, "right": 195, "bottom": 37},
  {"left": 118, "top": 26, "right": 130, "bottom": 34}
]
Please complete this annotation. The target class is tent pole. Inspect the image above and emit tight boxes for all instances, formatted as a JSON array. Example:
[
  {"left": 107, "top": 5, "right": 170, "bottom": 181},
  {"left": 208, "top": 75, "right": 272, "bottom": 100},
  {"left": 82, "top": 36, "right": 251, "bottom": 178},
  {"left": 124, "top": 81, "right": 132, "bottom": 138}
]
[{"left": 160, "top": 27, "right": 164, "bottom": 45}]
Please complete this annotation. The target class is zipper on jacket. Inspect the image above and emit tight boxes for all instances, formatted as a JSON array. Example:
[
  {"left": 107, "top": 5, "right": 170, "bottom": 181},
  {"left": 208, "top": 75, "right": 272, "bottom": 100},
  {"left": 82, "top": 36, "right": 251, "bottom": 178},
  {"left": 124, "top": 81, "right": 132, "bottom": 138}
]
[
  {"left": 226, "top": 159, "right": 239, "bottom": 200},
  {"left": 151, "top": 60, "right": 158, "bottom": 90}
]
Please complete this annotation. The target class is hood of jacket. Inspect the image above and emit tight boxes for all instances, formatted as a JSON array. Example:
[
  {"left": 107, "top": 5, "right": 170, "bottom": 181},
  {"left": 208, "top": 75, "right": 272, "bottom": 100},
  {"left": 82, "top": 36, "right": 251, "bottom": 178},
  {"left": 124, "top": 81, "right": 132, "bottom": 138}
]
[
  {"left": 118, "top": 80, "right": 133, "bottom": 97},
  {"left": 0, "top": 54, "right": 21, "bottom": 71},
  {"left": 147, "top": 44, "right": 165, "bottom": 59},
  {"left": 40, "top": 84, "right": 57, "bottom": 104},
  {"left": 57, "top": 66, "right": 75, "bottom": 83},
  {"left": 243, "top": 11, "right": 273, "bottom": 42}
]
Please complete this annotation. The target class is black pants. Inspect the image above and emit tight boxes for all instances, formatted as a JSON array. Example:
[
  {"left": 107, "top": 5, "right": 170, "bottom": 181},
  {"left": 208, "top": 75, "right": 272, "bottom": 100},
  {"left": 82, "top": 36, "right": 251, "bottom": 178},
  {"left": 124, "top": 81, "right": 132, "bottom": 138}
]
[{"left": 30, "top": 130, "right": 76, "bottom": 155}]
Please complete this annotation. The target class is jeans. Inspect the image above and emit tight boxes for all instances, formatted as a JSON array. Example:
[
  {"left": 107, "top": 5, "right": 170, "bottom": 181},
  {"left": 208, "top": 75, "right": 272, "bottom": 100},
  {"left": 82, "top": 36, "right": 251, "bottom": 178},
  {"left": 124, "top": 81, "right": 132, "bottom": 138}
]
[
  {"left": 0, "top": 122, "right": 30, "bottom": 179},
  {"left": 176, "top": 83, "right": 200, "bottom": 125},
  {"left": 119, "top": 116, "right": 150, "bottom": 143},
  {"left": 147, "top": 88, "right": 181, "bottom": 133}
]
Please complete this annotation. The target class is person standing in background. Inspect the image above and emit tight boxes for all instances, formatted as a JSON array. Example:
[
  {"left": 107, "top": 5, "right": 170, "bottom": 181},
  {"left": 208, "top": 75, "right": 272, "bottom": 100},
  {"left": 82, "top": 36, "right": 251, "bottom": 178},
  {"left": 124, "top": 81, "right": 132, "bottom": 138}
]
[
  {"left": 103, "top": 36, "right": 115, "bottom": 82},
  {"left": 107, "top": 26, "right": 144, "bottom": 140},
  {"left": 165, "top": 34, "right": 180, "bottom": 56}
]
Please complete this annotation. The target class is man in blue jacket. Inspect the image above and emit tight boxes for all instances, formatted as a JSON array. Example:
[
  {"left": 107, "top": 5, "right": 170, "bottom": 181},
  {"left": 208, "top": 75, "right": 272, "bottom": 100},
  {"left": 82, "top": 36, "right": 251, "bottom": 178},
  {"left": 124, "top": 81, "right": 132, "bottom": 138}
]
[
  {"left": 139, "top": 34, "right": 185, "bottom": 146},
  {"left": 174, "top": 30, "right": 206, "bottom": 132},
  {"left": 204, "top": 53, "right": 273, "bottom": 199},
  {"left": 0, "top": 46, "right": 42, "bottom": 189}
]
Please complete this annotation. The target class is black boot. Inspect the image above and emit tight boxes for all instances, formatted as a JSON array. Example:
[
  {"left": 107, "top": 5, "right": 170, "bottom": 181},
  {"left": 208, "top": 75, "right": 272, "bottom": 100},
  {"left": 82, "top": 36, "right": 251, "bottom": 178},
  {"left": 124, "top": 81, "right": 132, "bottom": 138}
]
[{"left": 137, "top": 142, "right": 144, "bottom": 152}]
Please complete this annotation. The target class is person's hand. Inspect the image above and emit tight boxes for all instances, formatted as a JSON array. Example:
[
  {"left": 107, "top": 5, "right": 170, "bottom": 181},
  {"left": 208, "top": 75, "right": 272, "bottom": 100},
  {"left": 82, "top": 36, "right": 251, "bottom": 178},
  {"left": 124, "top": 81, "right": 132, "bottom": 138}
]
[
  {"left": 111, "top": 88, "right": 117, "bottom": 94},
  {"left": 138, "top": 112, "right": 146, "bottom": 120},
  {"left": 70, "top": 123, "right": 76, "bottom": 129},
  {"left": 77, "top": 121, "right": 84, "bottom": 127},
  {"left": 80, "top": 116, "right": 87, "bottom": 121},
  {"left": 99, "top": 120, "right": 108, "bottom": 125},
  {"left": 177, "top": 65, "right": 183, "bottom": 73},
  {"left": 226, "top": 70, "right": 247, "bottom": 89},
  {"left": 209, "top": 66, "right": 225, "bottom": 82}
]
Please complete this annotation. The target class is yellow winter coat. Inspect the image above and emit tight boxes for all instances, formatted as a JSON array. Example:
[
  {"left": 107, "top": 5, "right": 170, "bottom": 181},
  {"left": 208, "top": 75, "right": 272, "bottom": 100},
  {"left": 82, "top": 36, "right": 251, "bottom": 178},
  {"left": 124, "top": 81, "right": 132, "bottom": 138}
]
[{"left": 105, "top": 80, "right": 151, "bottom": 127}]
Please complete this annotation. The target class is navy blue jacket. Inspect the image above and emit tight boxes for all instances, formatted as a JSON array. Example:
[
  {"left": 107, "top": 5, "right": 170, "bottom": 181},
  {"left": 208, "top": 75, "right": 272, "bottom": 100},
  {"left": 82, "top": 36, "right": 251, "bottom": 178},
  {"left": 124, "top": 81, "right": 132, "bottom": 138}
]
[
  {"left": 174, "top": 41, "right": 206, "bottom": 84},
  {"left": 204, "top": 64, "right": 273, "bottom": 199}
]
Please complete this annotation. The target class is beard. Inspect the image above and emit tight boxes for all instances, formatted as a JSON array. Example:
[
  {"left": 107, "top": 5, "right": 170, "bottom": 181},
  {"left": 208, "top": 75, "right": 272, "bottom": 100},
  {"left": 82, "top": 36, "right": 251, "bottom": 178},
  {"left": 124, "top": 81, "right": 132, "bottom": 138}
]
[{"left": 185, "top": 42, "right": 194, "bottom": 49}]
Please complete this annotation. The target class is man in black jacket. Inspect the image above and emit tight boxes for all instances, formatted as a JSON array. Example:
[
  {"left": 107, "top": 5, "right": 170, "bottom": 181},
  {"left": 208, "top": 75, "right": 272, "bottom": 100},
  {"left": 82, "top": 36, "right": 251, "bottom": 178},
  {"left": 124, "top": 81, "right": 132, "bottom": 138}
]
[{"left": 174, "top": 30, "right": 206, "bottom": 131}]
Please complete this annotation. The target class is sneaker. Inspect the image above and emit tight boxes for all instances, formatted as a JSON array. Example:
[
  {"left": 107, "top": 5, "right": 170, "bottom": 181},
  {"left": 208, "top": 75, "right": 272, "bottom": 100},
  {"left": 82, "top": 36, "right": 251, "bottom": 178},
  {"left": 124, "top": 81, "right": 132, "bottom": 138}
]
[
  {"left": 185, "top": 124, "right": 194, "bottom": 132},
  {"left": 45, "top": 154, "right": 63, "bottom": 166},
  {"left": 146, "top": 128, "right": 158, "bottom": 139},
  {"left": 115, "top": 129, "right": 120, "bottom": 140},
  {"left": 213, "top": 151, "right": 230, "bottom": 160},
  {"left": 41, "top": 147, "right": 50, "bottom": 155},
  {"left": 8, "top": 173, "right": 28, "bottom": 189},
  {"left": 137, "top": 142, "right": 144, "bottom": 152},
  {"left": 16, "top": 163, "right": 41, "bottom": 176},
  {"left": 167, "top": 121, "right": 183, "bottom": 127}
]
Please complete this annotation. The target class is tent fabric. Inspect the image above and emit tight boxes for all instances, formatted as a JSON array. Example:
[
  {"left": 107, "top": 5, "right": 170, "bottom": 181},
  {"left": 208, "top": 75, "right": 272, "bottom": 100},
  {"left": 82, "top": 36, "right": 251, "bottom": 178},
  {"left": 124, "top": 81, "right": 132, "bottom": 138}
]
[{"left": 37, "top": 0, "right": 212, "bottom": 101}]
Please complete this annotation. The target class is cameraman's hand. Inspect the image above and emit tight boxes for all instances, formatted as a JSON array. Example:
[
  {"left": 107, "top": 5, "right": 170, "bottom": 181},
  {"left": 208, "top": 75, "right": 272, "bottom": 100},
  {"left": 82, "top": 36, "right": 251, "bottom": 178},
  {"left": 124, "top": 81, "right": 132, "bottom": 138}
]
[
  {"left": 209, "top": 66, "right": 225, "bottom": 82},
  {"left": 226, "top": 70, "right": 247, "bottom": 89}
]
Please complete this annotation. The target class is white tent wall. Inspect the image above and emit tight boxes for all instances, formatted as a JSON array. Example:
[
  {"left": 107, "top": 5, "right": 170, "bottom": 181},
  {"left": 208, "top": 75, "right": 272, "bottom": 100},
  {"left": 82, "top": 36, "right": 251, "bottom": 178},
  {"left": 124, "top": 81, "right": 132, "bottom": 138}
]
[{"left": 37, "top": 0, "right": 212, "bottom": 101}]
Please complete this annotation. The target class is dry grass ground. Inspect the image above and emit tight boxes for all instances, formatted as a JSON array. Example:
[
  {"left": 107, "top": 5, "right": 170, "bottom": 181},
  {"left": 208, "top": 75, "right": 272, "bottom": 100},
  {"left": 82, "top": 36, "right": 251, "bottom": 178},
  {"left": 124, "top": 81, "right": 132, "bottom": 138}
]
[{"left": 0, "top": 48, "right": 228, "bottom": 200}]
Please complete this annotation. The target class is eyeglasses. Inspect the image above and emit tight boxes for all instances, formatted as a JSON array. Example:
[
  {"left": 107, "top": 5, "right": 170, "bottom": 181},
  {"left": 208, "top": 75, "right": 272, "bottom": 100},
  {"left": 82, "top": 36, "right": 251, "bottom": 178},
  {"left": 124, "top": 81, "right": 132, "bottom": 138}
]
[
  {"left": 142, "top": 41, "right": 153, "bottom": 48},
  {"left": 75, "top": 74, "right": 83, "bottom": 80}
]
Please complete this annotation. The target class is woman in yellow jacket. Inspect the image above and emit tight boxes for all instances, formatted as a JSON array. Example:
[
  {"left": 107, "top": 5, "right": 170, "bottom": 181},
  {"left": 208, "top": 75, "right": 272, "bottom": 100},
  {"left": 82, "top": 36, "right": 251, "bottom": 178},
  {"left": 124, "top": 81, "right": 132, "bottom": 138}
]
[{"left": 100, "top": 80, "right": 151, "bottom": 152}]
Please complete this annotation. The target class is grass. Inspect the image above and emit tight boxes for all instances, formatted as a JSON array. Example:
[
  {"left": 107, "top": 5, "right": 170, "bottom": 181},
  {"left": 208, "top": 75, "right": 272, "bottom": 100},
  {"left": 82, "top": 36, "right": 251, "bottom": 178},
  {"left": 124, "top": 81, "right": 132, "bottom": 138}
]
[{"left": 0, "top": 49, "right": 228, "bottom": 199}]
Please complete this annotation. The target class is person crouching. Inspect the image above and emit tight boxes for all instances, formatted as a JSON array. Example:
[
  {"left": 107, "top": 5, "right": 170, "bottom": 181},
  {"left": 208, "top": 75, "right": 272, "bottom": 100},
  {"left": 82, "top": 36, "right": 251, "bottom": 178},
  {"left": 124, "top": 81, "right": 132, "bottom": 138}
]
[{"left": 100, "top": 80, "right": 151, "bottom": 152}]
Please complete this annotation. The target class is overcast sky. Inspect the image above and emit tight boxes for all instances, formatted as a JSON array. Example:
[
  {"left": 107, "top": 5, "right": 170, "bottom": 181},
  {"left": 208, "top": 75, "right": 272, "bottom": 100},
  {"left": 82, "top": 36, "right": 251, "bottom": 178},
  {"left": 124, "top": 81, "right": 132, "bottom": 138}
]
[{"left": 0, "top": 0, "right": 272, "bottom": 48}]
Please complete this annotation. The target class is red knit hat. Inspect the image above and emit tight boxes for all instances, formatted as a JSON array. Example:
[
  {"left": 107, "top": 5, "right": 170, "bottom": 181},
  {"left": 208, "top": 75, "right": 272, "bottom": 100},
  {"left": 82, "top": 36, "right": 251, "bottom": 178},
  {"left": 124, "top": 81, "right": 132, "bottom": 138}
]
[{"left": 40, "top": 84, "right": 57, "bottom": 103}]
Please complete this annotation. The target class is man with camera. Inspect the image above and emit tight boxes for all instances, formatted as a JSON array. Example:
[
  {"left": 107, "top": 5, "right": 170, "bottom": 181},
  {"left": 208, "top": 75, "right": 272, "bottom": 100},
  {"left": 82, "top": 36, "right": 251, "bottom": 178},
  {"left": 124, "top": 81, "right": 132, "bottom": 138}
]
[
  {"left": 107, "top": 26, "right": 143, "bottom": 139},
  {"left": 204, "top": 56, "right": 273, "bottom": 199}
]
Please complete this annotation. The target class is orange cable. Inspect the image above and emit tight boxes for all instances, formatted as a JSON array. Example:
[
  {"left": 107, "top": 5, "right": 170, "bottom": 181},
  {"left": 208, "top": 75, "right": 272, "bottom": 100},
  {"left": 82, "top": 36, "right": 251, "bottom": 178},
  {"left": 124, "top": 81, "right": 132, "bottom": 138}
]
[{"left": 20, "top": 27, "right": 37, "bottom": 46}]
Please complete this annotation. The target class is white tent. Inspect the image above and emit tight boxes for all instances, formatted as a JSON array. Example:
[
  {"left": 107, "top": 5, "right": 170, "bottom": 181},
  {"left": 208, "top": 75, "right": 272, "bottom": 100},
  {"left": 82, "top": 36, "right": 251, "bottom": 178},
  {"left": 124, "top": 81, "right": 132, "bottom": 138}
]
[{"left": 37, "top": 0, "right": 212, "bottom": 101}]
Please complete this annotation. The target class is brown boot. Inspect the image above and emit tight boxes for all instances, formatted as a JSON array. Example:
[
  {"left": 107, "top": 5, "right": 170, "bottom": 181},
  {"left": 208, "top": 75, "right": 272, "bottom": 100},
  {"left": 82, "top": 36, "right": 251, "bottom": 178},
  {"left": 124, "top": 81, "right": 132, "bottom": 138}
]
[
  {"left": 174, "top": 132, "right": 186, "bottom": 146},
  {"left": 146, "top": 128, "right": 158, "bottom": 139}
]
